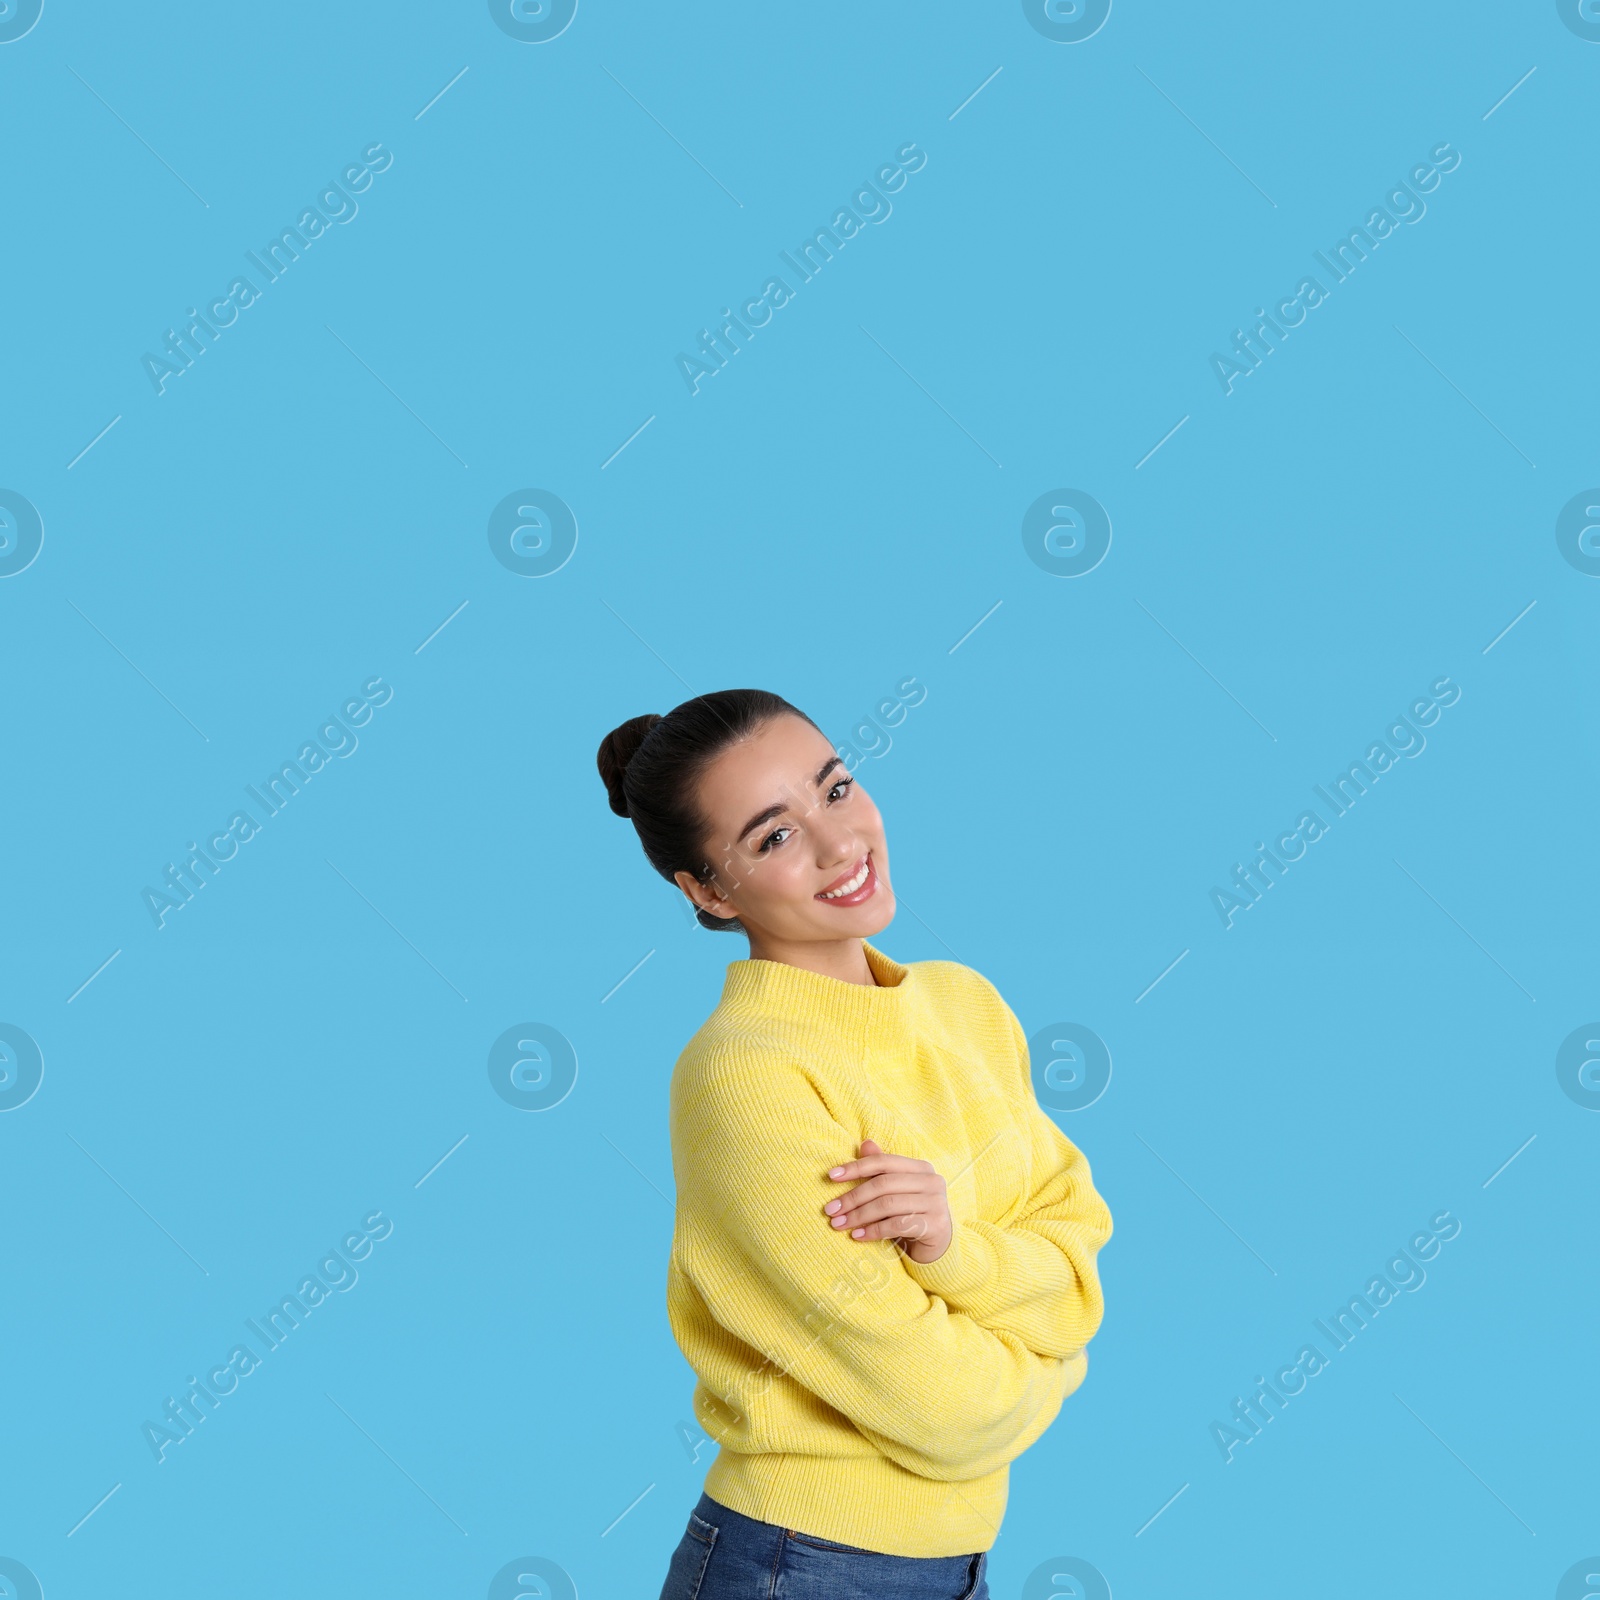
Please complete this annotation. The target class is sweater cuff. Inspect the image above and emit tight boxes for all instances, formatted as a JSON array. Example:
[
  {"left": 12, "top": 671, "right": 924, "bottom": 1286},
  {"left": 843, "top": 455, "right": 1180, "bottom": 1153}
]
[{"left": 901, "top": 1218, "right": 995, "bottom": 1302}]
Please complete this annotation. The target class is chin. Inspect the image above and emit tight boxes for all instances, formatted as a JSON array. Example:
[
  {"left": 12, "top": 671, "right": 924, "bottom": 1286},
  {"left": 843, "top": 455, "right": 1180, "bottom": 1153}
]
[{"left": 819, "top": 887, "right": 895, "bottom": 937}]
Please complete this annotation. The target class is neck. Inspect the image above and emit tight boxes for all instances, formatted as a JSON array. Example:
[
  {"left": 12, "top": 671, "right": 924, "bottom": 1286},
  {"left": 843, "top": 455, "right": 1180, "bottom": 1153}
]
[{"left": 742, "top": 932, "right": 877, "bottom": 987}]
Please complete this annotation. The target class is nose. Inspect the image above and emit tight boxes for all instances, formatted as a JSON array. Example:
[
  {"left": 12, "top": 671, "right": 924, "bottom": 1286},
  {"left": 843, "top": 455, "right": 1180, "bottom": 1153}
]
[{"left": 819, "top": 829, "right": 861, "bottom": 867}]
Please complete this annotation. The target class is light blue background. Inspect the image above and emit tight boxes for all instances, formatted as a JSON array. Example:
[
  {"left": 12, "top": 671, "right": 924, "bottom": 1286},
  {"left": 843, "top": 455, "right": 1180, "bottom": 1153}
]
[{"left": 1, "top": 2, "right": 1595, "bottom": 1595}]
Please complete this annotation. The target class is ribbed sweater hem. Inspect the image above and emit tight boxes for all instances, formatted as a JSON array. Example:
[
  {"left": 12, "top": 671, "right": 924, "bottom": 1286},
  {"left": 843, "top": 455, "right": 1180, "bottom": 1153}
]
[
  {"left": 900, "top": 1217, "right": 994, "bottom": 1299},
  {"left": 702, "top": 1447, "right": 1008, "bottom": 1559}
]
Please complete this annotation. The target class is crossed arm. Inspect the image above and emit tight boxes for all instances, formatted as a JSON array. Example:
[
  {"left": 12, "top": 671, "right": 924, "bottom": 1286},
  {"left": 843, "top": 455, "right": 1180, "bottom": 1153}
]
[
  {"left": 677, "top": 1055, "right": 1079, "bottom": 1483},
  {"left": 676, "top": 1030, "right": 1111, "bottom": 1481},
  {"left": 826, "top": 1006, "right": 1113, "bottom": 1362}
]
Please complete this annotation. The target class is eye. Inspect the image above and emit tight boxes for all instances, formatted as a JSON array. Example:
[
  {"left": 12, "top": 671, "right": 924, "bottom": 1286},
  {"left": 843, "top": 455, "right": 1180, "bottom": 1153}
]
[{"left": 755, "top": 776, "right": 853, "bottom": 853}]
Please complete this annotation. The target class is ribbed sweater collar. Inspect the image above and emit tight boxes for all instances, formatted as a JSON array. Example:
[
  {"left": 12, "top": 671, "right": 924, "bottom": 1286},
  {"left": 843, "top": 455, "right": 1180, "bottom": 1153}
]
[{"left": 717, "top": 940, "right": 914, "bottom": 1039}]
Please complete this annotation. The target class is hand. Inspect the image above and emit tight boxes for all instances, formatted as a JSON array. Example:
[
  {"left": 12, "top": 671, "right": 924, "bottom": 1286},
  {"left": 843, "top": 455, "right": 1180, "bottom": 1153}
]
[{"left": 823, "top": 1138, "right": 953, "bottom": 1264}]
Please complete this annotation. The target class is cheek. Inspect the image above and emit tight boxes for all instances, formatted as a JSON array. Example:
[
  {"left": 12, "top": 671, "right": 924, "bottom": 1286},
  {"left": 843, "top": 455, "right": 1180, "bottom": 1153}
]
[
  {"left": 772, "top": 854, "right": 820, "bottom": 901},
  {"left": 850, "top": 789, "right": 881, "bottom": 828},
  {"left": 724, "top": 848, "right": 795, "bottom": 904}
]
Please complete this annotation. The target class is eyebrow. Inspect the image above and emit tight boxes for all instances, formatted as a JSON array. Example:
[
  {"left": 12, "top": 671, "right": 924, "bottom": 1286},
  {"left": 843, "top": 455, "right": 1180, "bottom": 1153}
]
[{"left": 737, "top": 755, "right": 845, "bottom": 845}]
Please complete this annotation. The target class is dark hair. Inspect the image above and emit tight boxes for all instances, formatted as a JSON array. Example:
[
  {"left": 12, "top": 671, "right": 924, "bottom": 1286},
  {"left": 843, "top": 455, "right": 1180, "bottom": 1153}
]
[{"left": 597, "top": 689, "right": 822, "bottom": 933}]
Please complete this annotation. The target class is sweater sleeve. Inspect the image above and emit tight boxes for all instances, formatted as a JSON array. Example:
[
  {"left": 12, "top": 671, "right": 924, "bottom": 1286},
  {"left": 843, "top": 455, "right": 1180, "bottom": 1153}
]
[
  {"left": 675, "top": 1051, "right": 1071, "bottom": 1485},
  {"left": 901, "top": 1003, "right": 1113, "bottom": 1361}
]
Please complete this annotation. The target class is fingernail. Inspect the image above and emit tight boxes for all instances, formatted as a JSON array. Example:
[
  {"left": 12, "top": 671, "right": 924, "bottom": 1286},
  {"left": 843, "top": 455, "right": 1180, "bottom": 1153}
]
[
  {"left": 824, "top": 1201, "right": 840, "bottom": 1214},
  {"left": 851, "top": 1228, "right": 865, "bottom": 1238},
  {"left": 832, "top": 1217, "right": 847, "bottom": 1227},
  {"left": 828, "top": 1167, "right": 845, "bottom": 1178}
]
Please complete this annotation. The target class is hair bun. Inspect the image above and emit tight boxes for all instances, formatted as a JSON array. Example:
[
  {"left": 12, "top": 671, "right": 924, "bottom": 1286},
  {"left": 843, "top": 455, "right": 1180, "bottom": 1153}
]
[{"left": 596, "top": 713, "right": 663, "bottom": 818}]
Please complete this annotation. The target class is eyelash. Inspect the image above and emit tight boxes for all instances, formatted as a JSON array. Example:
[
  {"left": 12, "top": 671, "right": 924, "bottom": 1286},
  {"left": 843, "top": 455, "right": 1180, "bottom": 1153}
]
[{"left": 757, "top": 775, "right": 854, "bottom": 853}]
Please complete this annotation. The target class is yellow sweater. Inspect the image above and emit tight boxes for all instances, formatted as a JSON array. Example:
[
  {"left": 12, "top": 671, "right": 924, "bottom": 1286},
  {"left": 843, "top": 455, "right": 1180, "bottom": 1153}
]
[{"left": 666, "top": 939, "right": 1113, "bottom": 1558}]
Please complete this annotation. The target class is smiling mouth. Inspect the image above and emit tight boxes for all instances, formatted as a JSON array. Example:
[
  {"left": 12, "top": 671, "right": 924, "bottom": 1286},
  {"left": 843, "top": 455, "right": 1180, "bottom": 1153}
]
[{"left": 815, "top": 852, "right": 878, "bottom": 905}]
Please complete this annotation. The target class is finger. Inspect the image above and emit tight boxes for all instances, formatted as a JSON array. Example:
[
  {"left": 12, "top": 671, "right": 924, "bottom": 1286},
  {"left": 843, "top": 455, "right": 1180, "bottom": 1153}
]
[
  {"left": 858, "top": 1138, "right": 883, "bottom": 1156},
  {"left": 824, "top": 1173, "right": 938, "bottom": 1216},
  {"left": 827, "top": 1153, "right": 928, "bottom": 1182},
  {"left": 831, "top": 1197, "right": 932, "bottom": 1231},
  {"left": 848, "top": 1212, "right": 929, "bottom": 1242}
]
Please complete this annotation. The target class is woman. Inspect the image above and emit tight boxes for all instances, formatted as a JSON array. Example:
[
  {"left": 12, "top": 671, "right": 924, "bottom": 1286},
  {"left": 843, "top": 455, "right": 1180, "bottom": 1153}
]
[{"left": 597, "top": 688, "right": 1113, "bottom": 1600}]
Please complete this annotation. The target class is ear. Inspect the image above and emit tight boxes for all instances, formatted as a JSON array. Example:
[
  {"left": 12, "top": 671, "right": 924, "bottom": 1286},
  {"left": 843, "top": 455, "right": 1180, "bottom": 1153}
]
[{"left": 673, "top": 868, "right": 735, "bottom": 922}]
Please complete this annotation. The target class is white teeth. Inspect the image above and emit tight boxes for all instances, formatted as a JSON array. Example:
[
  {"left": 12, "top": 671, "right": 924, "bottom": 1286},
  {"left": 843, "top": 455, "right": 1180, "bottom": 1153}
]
[{"left": 820, "top": 856, "right": 870, "bottom": 898}]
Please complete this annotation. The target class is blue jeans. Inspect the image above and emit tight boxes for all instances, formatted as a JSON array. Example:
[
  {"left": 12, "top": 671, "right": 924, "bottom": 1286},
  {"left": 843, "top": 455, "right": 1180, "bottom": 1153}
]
[{"left": 657, "top": 1491, "right": 990, "bottom": 1600}]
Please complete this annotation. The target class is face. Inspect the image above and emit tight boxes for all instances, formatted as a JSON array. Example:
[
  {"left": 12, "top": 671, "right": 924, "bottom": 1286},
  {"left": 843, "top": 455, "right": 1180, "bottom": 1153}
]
[{"left": 675, "top": 714, "right": 894, "bottom": 948}]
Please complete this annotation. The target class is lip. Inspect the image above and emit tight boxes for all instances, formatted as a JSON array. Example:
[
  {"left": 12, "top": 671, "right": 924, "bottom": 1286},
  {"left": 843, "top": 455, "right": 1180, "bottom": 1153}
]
[{"left": 815, "top": 851, "right": 878, "bottom": 907}]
